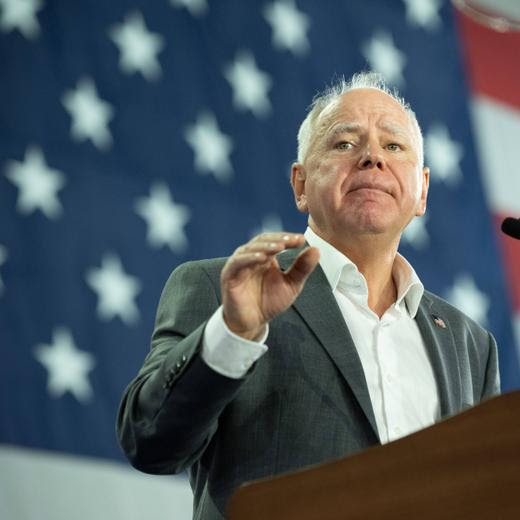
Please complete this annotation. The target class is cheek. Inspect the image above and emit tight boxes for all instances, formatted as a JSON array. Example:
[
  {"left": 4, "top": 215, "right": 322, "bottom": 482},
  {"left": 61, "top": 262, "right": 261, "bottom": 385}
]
[
  {"left": 311, "top": 173, "right": 343, "bottom": 206},
  {"left": 315, "top": 161, "right": 348, "bottom": 189},
  {"left": 396, "top": 164, "right": 422, "bottom": 200},
  {"left": 307, "top": 156, "right": 354, "bottom": 206},
  {"left": 411, "top": 171, "right": 425, "bottom": 201},
  {"left": 402, "top": 176, "right": 420, "bottom": 198}
]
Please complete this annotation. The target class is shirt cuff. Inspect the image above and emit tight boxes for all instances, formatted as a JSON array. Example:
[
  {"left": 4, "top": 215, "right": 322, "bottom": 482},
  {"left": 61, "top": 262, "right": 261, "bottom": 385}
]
[{"left": 201, "top": 306, "right": 268, "bottom": 379}]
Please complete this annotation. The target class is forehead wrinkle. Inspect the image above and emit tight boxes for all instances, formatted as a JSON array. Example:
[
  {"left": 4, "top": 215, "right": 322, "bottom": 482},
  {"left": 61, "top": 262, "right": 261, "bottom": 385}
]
[
  {"left": 321, "top": 123, "right": 361, "bottom": 146},
  {"left": 377, "top": 121, "right": 411, "bottom": 140},
  {"left": 329, "top": 122, "right": 361, "bottom": 136},
  {"left": 325, "top": 120, "right": 411, "bottom": 143}
]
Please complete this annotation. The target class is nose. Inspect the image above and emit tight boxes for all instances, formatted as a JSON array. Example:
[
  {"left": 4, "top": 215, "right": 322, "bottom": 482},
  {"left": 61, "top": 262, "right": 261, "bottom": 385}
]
[{"left": 357, "top": 143, "right": 384, "bottom": 171}]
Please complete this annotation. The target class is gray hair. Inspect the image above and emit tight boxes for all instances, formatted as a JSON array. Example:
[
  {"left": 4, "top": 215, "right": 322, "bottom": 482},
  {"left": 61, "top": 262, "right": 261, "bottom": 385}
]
[{"left": 296, "top": 71, "right": 424, "bottom": 166}]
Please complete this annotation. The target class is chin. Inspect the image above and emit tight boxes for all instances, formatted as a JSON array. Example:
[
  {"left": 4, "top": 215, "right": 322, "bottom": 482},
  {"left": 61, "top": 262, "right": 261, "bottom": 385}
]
[
  {"left": 357, "top": 224, "right": 388, "bottom": 235},
  {"left": 346, "top": 212, "right": 391, "bottom": 235}
]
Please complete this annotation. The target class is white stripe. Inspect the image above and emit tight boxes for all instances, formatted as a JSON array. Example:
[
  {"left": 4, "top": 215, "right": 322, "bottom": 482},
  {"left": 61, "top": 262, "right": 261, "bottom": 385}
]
[
  {"left": 464, "top": 0, "right": 520, "bottom": 21},
  {"left": 470, "top": 96, "right": 520, "bottom": 214},
  {"left": 0, "top": 445, "right": 193, "bottom": 520}
]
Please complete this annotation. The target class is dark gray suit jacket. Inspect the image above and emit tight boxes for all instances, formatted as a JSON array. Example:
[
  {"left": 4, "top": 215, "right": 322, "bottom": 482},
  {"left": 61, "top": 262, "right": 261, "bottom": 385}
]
[{"left": 117, "top": 248, "right": 500, "bottom": 520}]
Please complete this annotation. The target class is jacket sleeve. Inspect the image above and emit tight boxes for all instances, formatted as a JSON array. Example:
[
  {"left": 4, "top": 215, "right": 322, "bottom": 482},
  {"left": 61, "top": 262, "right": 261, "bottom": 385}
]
[
  {"left": 116, "top": 260, "right": 247, "bottom": 475},
  {"left": 481, "top": 331, "right": 501, "bottom": 400}
]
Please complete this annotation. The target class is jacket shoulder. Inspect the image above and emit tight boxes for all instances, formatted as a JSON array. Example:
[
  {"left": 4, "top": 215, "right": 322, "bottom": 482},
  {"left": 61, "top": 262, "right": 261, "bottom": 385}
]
[
  {"left": 163, "top": 256, "right": 228, "bottom": 288},
  {"left": 422, "top": 289, "right": 491, "bottom": 338},
  {"left": 171, "top": 256, "right": 228, "bottom": 276}
]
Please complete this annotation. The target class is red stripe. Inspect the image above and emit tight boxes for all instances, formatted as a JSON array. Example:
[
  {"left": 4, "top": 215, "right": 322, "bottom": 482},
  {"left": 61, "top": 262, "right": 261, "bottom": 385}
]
[
  {"left": 494, "top": 214, "right": 520, "bottom": 312},
  {"left": 455, "top": 8, "right": 520, "bottom": 111}
]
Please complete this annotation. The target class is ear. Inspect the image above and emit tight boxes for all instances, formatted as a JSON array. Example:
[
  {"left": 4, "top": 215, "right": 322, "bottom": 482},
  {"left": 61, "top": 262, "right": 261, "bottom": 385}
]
[
  {"left": 415, "top": 166, "right": 430, "bottom": 216},
  {"left": 291, "top": 163, "right": 309, "bottom": 213}
]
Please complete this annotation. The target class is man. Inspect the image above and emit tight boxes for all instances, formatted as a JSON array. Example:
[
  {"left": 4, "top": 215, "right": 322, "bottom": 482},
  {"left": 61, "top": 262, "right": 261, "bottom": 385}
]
[{"left": 117, "top": 72, "right": 500, "bottom": 519}]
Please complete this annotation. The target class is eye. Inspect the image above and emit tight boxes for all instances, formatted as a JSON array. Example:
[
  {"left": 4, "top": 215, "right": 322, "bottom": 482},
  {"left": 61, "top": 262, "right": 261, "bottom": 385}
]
[
  {"left": 335, "top": 141, "right": 354, "bottom": 150},
  {"left": 387, "top": 143, "right": 402, "bottom": 152}
]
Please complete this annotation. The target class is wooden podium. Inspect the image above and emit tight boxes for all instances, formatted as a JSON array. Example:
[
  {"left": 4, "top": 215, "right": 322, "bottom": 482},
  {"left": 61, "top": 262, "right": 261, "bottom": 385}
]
[{"left": 227, "top": 391, "right": 520, "bottom": 519}]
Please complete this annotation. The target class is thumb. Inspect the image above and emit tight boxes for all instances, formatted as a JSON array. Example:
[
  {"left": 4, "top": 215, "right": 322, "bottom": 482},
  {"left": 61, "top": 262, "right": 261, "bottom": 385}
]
[{"left": 284, "top": 246, "right": 320, "bottom": 287}]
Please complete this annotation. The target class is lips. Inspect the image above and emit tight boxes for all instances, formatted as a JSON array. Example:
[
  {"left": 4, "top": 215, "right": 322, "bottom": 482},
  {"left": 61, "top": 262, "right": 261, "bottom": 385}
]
[{"left": 348, "top": 182, "right": 391, "bottom": 195}]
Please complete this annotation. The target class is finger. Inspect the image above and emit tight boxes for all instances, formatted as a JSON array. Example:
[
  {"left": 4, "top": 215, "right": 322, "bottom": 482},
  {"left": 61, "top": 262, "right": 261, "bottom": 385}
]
[
  {"left": 222, "top": 252, "right": 272, "bottom": 281},
  {"left": 239, "top": 241, "right": 287, "bottom": 255},
  {"left": 251, "top": 232, "right": 305, "bottom": 248},
  {"left": 236, "top": 234, "right": 306, "bottom": 256},
  {"left": 284, "top": 246, "right": 320, "bottom": 287}
]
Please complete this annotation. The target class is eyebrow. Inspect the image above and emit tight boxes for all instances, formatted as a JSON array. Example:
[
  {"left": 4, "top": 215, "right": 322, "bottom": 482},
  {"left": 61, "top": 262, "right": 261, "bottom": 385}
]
[
  {"left": 328, "top": 123, "right": 361, "bottom": 137},
  {"left": 377, "top": 122, "right": 409, "bottom": 139},
  {"left": 326, "top": 121, "right": 410, "bottom": 142}
]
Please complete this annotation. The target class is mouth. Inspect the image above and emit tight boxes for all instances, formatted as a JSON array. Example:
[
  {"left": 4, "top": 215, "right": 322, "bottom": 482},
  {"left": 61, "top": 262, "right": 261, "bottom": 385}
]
[{"left": 349, "top": 184, "right": 391, "bottom": 196}]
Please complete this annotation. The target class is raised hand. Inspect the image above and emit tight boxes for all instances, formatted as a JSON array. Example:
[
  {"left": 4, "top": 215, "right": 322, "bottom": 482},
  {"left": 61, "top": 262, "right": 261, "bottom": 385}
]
[{"left": 220, "top": 232, "right": 320, "bottom": 340}]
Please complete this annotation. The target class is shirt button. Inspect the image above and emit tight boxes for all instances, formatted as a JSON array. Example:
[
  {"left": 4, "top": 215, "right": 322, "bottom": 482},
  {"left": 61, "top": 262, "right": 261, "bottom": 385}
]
[
  {"left": 385, "top": 374, "right": 392, "bottom": 383},
  {"left": 394, "top": 426, "right": 402, "bottom": 436}
]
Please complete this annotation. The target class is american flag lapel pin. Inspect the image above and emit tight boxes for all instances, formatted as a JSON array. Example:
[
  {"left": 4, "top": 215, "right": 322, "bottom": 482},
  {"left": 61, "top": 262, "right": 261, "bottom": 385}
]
[{"left": 432, "top": 314, "right": 447, "bottom": 329}]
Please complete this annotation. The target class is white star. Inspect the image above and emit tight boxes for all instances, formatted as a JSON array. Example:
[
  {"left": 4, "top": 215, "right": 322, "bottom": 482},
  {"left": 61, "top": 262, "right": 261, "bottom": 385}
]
[
  {"left": 0, "top": 245, "right": 7, "bottom": 295},
  {"left": 169, "top": 0, "right": 208, "bottom": 16},
  {"left": 184, "top": 111, "right": 234, "bottom": 182},
  {"left": 34, "top": 327, "right": 95, "bottom": 403},
  {"left": 224, "top": 51, "right": 272, "bottom": 118},
  {"left": 361, "top": 30, "right": 406, "bottom": 86},
  {"left": 5, "top": 146, "right": 66, "bottom": 219},
  {"left": 425, "top": 124, "right": 464, "bottom": 186},
  {"left": 86, "top": 254, "right": 141, "bottom": 325},
  {"left": 135, "top": 182, "right": 191, "bottom": 253},
  {"left": 62, "top": 78, "right": 114, "bottom": 151},
  {"left": 402, "top": 0, "right": 442, "bottom": 31},
  {"left": 401, "top": 215, "right": 429, "bottom": 249},
  {"left": 263, "top": 0, "right": 310, "bottom": 56},
  {"left": 0, "top": 0, "right": 42, "bottom": 39},
  {"left": 445, "top": 273, "right": 490, "bottom": 326},
  {"left": 250, "top": 213, "right": 284, "bottom": 238},
  {"left": 109, "top": 12, "right": 164, "bottom": 81}
]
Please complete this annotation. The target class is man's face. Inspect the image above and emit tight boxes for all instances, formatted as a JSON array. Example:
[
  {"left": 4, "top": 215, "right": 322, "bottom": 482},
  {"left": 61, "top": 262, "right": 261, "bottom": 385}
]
[{"left": 291, "top": 88, "right": 429, "bottom": 243}]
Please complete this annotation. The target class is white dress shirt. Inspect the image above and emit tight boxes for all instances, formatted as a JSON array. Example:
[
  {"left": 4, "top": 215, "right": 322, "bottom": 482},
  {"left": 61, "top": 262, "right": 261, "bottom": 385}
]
[{"left": 201, "top": 227, "right": 440, "bottom": 443}]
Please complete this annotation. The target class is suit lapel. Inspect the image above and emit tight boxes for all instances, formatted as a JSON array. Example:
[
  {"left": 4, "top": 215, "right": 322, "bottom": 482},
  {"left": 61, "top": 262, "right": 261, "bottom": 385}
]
[
  {"left": 277, "top": 248, "right": 379, "bottom": 439},
  {"left": 415, "top": 294, "right": 462, "bottom": 417}
]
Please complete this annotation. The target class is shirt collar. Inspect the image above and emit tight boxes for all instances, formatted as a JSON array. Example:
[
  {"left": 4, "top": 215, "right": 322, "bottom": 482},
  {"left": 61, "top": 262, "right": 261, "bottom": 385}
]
[{"left": 304, "top": 226, "right": 424, "bottom": 318}]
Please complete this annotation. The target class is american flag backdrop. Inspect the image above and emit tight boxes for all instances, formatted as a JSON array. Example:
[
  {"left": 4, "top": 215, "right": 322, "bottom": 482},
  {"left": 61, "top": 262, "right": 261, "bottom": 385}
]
[{"left": 1, "top": 0, "right": 520, "bottom": 518}]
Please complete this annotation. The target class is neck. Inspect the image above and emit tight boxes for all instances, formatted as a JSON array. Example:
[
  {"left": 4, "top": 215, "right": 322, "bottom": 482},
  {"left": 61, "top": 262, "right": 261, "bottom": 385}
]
[{"left": 310, "top": 224, "right": 399, "bottom": 318}]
